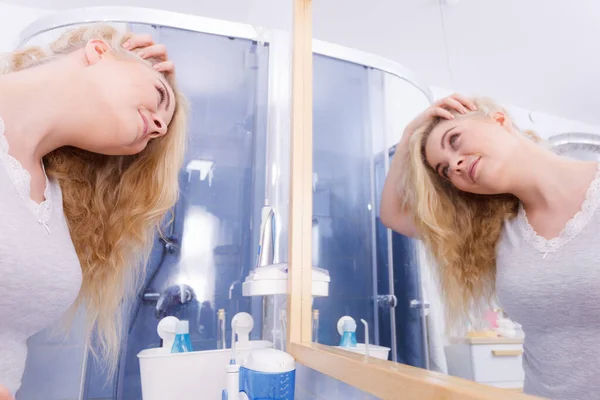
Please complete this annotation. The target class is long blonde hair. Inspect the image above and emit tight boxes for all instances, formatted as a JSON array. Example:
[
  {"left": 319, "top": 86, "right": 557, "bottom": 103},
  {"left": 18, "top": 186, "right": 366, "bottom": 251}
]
[
  {"left": 4, "top": 25, "right": 187, "bottom": 374},
  {"left": 398, "top": 97, "right": 539, "bottom": 332}
]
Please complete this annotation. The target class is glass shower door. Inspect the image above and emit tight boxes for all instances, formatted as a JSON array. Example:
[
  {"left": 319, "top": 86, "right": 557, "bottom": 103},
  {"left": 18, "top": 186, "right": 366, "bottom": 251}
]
[
  {"left": 82, "top": 25, "right": 270, "bottom": 400},
  {"left": 311, "top": 54, "right": 379, "bottom": 348},
  {"left": 311, "top": 52, "right": 430, "bottom": 368},
  {"left": 381, "top": 74, "right": 432, "bottom": 368}
]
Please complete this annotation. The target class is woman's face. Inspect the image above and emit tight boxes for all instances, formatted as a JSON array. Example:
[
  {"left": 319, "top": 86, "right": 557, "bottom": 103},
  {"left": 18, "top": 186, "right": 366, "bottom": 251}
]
[
  {"left": 423, "top": 114, "right": 519, "bottom": 195},
  {"left": 81, "top": 40, "right": 176, "bottom": 155}
]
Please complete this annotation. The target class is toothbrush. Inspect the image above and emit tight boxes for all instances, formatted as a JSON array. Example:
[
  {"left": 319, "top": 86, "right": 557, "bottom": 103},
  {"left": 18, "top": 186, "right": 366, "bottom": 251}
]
[
  {"left": 230, "top": 320, "right": 238, "bottom": 363},
  {"left": 224, "top": 321, "right": 240, "bottom": 399}
]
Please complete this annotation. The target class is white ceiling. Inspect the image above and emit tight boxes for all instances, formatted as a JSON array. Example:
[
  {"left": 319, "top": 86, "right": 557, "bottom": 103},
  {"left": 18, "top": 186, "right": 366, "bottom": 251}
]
[
  {"left": 3, "top": 0, "right": 600, "bottom": 125},
  {"left": 442, "top": 0, "right": 600, "bottom": 126}
]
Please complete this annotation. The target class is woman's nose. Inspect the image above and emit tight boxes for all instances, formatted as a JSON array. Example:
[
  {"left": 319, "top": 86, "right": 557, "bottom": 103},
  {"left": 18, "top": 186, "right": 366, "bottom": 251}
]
[
  {"left": 452, "top": 156, "right": 465, "bottom": 174},
  {"left": 151, "top": 115, "right": 167, "bottom": 137}
]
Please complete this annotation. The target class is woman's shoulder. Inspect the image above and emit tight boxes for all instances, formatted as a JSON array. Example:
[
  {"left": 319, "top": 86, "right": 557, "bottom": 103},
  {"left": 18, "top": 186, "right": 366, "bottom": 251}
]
[{"left": 496, "top": 213, "right": 523, "bottom": 252}]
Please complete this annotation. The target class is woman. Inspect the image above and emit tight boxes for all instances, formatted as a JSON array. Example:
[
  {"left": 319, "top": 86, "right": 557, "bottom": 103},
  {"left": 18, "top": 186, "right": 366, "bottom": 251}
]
[
  {"left": 0, "top": 24, "right": 187, "bottom": 398},
  {"left": 381, "top": 94, "right": 600, "bottom": 399}
]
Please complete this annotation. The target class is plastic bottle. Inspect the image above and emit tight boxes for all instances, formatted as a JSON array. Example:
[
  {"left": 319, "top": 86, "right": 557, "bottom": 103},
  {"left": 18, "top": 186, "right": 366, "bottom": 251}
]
[
  {"left": 339, "top": 319, "right": 357, "bottom": 348},
  {"left": 171, "top": 320, "right": 194, "bottom": 353},
  {"left": 312, "top": 309, "right": 320, "bottom": 343}
]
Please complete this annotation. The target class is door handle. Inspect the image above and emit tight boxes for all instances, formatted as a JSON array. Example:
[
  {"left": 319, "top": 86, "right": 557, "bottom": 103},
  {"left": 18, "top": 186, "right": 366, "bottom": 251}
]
[
  {"left": 377, "top": 294, "right": 397, "bottom": 309},
  {"left": 409, "top": 299, "right": 430, "bottom": 309},
  {"left": 492, "top": 349, "right": 523, "bottom": 357}
]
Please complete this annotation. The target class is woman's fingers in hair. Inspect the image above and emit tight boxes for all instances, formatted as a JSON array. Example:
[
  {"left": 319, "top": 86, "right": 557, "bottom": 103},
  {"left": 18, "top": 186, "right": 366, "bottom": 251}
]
[
  {"left": 443, "top": 97, "right": 470, "bottom": 114},
  {"left": 449, "top": 93, "right": 477, "bottom": 111},
  {"left": 153, "top": 60, "right": 175, "bottom": 74},
  {"left": 433, "top": 93, "right": 477, "bottom": 115},
  {"left": 428, "top": 107, "right": 455, "bottom": 120},
  {"left": 138, "top": 44, "right": 168, "bottom": 61},
  {"left": 122, "top": 34, "right": 154, "bottom": 50},
  {"left": 122, "top": 34, "right": 174, "bottom": 74},
  {"left": 122, "top": 35, "right": 169, "bottom": 61}
]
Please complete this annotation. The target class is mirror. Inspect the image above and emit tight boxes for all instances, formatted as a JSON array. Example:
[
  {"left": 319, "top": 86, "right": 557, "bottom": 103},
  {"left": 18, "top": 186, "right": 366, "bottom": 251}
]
[
  {"left": 310, "top": 62, "right": 431, "bottom": 366},
  {"left": 309, "top": 1, "right": 600, "bottom": 399}
]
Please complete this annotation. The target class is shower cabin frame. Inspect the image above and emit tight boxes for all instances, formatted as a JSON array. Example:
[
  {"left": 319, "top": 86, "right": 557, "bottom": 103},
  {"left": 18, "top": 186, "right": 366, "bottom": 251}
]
[{"left": 16, "top": 3, "right": 531, "bottom": 400}]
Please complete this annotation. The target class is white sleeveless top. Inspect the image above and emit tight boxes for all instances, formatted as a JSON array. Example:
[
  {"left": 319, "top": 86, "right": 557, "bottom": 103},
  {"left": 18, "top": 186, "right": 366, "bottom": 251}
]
[
  {"left": 0, "top": 118, "right": 82, "bottom": 395},
  {"left": 496, "top": 163, "right": 600, "bottom": 399}
]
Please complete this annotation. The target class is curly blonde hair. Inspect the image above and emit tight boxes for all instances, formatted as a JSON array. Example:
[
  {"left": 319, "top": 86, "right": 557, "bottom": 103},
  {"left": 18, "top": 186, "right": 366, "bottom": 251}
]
[
  {"left": 5, "top": 25, "right": 188, "bottom": 374},
  {"left": 398, "top": 97, "right": 540, "bottom": 333}
]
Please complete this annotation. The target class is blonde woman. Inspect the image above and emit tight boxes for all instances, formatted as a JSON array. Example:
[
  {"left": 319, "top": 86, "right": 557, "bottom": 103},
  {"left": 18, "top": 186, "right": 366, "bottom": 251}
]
[
  {"left": 381, "top": 94, "right": 600, "bottom": 399},
  {"left": 0, "top": 25, "right": 187, "bottom": 398}
]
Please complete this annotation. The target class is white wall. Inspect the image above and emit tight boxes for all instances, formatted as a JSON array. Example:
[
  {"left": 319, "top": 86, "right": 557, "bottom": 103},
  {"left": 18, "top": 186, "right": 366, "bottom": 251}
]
[{"left": 0, "top": 4, "right": 51, "bottom": 52}]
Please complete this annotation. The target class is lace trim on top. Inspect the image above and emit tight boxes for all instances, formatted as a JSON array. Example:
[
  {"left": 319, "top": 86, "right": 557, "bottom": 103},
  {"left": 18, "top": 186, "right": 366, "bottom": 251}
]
[
  {"left": 517, "top": 162, "right": 600, "bottom": 254},
  {"left": 0, "top": 117, "right": 52, "bottom": 230}
]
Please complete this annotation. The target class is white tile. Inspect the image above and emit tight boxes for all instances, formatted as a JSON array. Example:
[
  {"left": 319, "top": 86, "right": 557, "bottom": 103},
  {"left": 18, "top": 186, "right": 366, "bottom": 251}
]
[
  {"left": 296, "top": 364, "right": 381, "bottom": 400},
  {"left": 339, "top": 380, "right": 364, "bottom": 399},
  {"left": 315, "top": 372, "right": 338, "bottom": 399},
  {"left": 298, "top": 365, "right": 319, "bottom": 395},
  {"left": 295, "top": 387, "right": 318, "bottom": 400}
]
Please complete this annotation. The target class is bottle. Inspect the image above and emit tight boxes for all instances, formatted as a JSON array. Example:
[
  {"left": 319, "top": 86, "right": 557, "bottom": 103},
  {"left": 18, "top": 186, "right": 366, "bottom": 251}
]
[
  {"left": 217, "top": 309, "right": 226, "bottom": 350},
  {"left": 171, "top": 320, "right": 194, "bottom": 353},
  {"left": 339, "top": 319, "right": 357, "bottom": 348},
  {"left": 312, "top": 309, "right": 320, "bottom": 343}
]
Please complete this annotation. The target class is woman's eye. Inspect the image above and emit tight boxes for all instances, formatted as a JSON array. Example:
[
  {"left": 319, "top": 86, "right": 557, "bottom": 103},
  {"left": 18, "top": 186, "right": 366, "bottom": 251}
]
[
  {"left": 442, "top": 166, "right": 449, "bottom": 179},
  {"left": 449, "top": 133, "right": 460, "bottom": 148},
  {"left": 157, "top": 86, "right": 166, "bottom": 106}
]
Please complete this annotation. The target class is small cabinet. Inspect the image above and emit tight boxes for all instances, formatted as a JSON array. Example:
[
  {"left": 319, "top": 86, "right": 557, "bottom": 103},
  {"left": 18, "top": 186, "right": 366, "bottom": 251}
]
[{"left": 445, "top": 338, "right": 525, "bottom": 390}]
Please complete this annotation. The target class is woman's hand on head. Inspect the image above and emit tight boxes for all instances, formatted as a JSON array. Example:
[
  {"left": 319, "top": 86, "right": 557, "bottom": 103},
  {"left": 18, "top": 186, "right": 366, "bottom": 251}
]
[
  {"left": 401, "top": 93, "right": 477, "bottom": 143},
  {"left": 122, "top": 34, "right": 175, "bottom": 74},
  {"left": 380, "top": 93, "right": 477, "bottom": 239},
  {"left": 0, "top": 384, "right": 13, "bottom": 400}
]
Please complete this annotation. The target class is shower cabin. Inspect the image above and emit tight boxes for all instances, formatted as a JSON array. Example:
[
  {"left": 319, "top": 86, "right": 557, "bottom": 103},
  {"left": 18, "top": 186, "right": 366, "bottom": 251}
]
[{"left": 15, "top": 7, "right": 433, "bottom": 400}]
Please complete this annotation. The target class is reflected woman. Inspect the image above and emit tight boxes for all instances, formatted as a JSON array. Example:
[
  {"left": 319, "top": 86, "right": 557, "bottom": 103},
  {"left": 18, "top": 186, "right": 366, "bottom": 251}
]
[
  {"left": 0, "top": 24, "right": 186, "bottom": 398},
  {"left": 381, "top": 94, "right": 600, "bottom": 399}
]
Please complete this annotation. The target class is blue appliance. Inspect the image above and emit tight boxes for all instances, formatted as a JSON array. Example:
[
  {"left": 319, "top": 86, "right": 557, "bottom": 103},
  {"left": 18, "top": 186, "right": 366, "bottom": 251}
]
[
  {"left": 239, "top": 348, "right": 295, "bottom": 400},
  {"left": 223, "top": 348, "right": 295, "bottom": 400}
]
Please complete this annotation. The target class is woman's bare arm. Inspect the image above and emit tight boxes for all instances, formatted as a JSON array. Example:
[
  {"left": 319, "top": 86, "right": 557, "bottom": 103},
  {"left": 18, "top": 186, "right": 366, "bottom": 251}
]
[{"left": 379, "top": 93, "right": 477, "bottom": 237}]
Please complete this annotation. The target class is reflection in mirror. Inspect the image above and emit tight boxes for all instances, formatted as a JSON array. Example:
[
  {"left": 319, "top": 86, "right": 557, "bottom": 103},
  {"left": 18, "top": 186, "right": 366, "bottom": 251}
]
[
  {"left": 548, "top": 132, "right": 600, "bottom": 161},
  {"left": 309, "top": 41, "right": 432, "bottom": 368},
  {"left": 440, "top": 130, "right": 600, "bottom": 399},
  {"left": 311, "top": 1, "right": 600, "bottom": 399}
]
